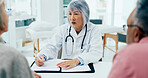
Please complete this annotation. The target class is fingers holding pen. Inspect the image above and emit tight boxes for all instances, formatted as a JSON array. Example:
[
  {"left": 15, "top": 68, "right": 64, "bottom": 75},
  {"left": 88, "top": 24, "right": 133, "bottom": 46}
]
[
  {"left": 39, "top": 56, "right": 45, "bottom": 62},
  {"left": 35, "top": 55, "right": 45, "bottom": 66}
]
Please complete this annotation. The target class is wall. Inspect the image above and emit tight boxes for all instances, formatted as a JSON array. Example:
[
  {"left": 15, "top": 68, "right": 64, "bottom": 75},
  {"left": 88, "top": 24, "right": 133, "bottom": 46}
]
[
  {"left": 40, "top": 0, "right": 63, "bottom": 26},
  {"left": 105, "top": 0, "right": 114, "bottom": 25},
  {"left": 85, "top": 0, "right": 98, "bottom": 19},
  {"left": 114, "top": 0, "right": 137, "bottom": 26}
]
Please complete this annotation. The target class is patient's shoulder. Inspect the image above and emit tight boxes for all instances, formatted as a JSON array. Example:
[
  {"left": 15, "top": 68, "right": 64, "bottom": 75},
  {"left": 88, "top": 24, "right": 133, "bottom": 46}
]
[{"left": 0, "top": 44, "right": 24, "bottom": 58}]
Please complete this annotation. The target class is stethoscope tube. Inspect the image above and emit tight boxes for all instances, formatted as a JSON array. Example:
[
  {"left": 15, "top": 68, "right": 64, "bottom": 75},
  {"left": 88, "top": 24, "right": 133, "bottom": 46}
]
[
  {"left": 65, "top": 26, "right": 74, "bottom": 43},
  {"left": 81, "top": 24, "right": 87, "bottom": 49},
  {"left": 65, "top": 24, "right": 87, "bottom": 56}
]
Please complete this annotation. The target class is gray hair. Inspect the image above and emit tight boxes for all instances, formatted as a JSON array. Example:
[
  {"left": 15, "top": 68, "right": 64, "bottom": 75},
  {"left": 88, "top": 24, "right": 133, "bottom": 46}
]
[
  {"left": 0, "top": 0, "right": 3, "bottom": 5},
  {"left": 0, "top": 0, "right": 4, "bottom": 30},
  {"left": 135, "top": 0, "right": 148, "bottom": 35},
  {"left": 67, "top": 0, "right": 90, "bottom": 27}
]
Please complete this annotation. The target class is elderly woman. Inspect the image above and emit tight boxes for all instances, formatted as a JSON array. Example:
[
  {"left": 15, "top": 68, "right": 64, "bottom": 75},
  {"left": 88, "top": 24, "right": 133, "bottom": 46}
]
[
  {"left": 0, "top": 0, "right": 41, "bottom": 78},
  {"left": 35, "top": 0, "right": 103, "bottom": 70}
]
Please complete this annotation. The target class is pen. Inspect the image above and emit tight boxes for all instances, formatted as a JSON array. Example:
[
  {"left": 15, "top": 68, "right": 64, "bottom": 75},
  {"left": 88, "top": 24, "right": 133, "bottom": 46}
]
[
  {"left": 30, "top": 61, "right": 35, "bottom": 68},
  {"left": 30, "top": 54, "right": 44, "bottom": 68},
  {"left": 62, "top": 59, "right": 72, "bottom": 60},
  {"left": 30, "top": 54, "right": 42, "bottom": 68}
]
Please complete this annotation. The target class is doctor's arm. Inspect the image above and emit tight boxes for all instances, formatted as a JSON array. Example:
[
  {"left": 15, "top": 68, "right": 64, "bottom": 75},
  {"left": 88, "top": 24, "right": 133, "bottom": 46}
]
[
  {"left": 78, "top": 27, "right": 103, "bottom": 65},
  {"left": 35, "top": 26, "right": 63, "bottom": 66}
]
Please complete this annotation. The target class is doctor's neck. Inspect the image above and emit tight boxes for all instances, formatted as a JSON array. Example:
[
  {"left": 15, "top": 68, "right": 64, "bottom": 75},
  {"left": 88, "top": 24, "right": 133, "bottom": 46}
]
[
  {"left": 76, "top": 30, "right": 82, "bottom": 34},
  {"left": 74, "top": 27, "right": 83, "bottom": 34},
  {"left": 72, "top": 25, "right": 83, "bottom": 34},
  {"left": 0, "top": 31, "right": 4, "bottom": 35}
]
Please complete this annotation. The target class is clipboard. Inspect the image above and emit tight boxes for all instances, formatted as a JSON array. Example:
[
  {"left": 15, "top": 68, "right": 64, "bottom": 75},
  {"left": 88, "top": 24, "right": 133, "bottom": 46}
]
[{"left": 30, "top": 60, "right": 95, "bottom": 73}]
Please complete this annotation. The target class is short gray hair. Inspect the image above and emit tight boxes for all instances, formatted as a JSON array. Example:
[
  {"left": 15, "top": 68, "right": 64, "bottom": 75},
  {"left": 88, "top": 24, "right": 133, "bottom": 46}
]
[
  {"left": 136, "top": 0, "right": 148, "bottom": 35},
  {"left": 67, "top": 0, "right": 90, "bottom": 27},
  {"left": 0, "top": 0, "right": 4, "bottom": 5}
]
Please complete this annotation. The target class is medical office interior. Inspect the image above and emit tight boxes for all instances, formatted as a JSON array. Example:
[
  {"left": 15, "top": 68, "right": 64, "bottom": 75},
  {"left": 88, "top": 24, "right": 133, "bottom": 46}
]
[{"left": 2, "top": 0, "right": 137, "bottom": 77}]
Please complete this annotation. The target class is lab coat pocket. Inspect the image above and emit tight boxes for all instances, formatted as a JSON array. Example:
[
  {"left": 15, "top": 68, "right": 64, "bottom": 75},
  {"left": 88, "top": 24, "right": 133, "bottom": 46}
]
[{"left": 86, "top": 44, "right": 90, "bottom": 52}]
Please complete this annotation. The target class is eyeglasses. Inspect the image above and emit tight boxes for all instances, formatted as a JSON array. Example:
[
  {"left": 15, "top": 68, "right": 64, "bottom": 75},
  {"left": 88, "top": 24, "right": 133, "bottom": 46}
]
[{"left": 123, "top": 25, "right": 145, "bottom": 33}]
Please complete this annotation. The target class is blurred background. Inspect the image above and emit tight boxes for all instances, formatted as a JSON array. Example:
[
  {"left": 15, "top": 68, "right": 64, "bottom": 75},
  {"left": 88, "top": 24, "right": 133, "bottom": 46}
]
[{"left": 2, "top": 0, "right": 137, "bottom": 61}]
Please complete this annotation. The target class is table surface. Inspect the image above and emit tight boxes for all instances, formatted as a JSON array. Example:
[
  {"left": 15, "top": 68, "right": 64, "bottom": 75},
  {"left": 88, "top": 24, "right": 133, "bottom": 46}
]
[{"left": 26, "top": 57, "right": 112, "bottom": 78}]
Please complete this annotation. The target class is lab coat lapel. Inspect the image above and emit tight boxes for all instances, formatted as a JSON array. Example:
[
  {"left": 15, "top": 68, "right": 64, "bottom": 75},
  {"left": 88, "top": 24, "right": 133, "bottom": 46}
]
[
  {"left": 69, "top": 22, "right": 92, "bottom": 38},
  {"left": 70, "top": 27, "right": 78, "bottom": 38},
  {"left": 78, "top": 27, "right": 86, "bottom": 37},
  {"left": 78, "top": 23, "right": 92, "bottom": 38}
]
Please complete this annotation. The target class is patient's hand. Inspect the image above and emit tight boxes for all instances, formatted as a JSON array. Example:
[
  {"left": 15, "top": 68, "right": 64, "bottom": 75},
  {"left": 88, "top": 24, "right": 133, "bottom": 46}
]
[
  {"left": 33, "top": 71, "right": 42, "bottom": 78},
  {"left": 35, "top": 55, "right": 45, "bottom": 66},
  {"left": 57, "top": 58, "right": 80, "bottom": 70}
]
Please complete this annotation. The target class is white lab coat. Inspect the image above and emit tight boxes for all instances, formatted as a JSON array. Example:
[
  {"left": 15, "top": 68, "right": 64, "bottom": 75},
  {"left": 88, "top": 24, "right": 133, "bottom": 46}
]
[{"left": 38, "top": 22, "right": 103, "bottom": 65}]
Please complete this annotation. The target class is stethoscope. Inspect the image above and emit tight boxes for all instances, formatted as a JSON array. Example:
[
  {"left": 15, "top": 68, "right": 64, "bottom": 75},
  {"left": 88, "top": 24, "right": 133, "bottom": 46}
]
[{"left": 65, "top": 24, "right": 87, "bottom": 56}]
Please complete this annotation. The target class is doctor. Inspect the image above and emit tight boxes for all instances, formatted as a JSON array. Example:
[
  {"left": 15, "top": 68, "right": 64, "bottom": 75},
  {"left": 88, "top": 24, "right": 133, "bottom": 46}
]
[{"left": 35, "top": 0, "right": 103, "bottom": 70}]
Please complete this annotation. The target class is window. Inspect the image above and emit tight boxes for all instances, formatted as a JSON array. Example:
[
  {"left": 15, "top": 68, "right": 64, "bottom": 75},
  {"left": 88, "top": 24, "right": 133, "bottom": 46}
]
[
  {"left": 86, "top": 0, "right": 112, "bottom": 25},
  {"left": 15, "top": 0, "right": 31, "bottom": 16},
  {"left": 86, "top": 0, "right": 137, "bottom": 26},
  {"left": 114, "top": 0, "right": 137, "bottom": 26}
]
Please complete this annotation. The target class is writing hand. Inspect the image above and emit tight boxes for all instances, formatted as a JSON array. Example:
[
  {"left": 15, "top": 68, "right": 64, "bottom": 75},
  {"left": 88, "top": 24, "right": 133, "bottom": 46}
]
[{"left": 35, "top": 55, "right": 45, "bottom": 66}]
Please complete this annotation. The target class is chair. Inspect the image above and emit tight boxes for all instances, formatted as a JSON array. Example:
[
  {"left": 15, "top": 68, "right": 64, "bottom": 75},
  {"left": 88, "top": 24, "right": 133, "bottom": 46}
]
[
  {"left": 102, "top": 33, "right": 126, "bottom": 57},
  {"left": 97, "top": 25, "right": 125, "bottom": 57}
]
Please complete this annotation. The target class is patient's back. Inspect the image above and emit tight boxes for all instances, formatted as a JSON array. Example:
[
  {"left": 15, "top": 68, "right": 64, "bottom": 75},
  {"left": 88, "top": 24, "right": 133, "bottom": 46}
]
[{"left": 0, "top": 44, "right": 33, "bottom": 78}]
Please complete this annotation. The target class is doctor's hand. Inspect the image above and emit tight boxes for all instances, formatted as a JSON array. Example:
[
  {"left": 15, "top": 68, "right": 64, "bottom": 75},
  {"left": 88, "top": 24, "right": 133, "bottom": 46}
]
[
  {"left": 57, "top": 58, "right": 80, "bottom": 70},
  {"left": 35, "top": 55, "right": 45, "bottom": 66}
]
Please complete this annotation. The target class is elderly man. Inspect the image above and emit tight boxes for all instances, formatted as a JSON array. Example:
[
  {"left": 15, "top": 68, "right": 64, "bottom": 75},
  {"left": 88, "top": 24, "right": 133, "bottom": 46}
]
[{"left": 108, "top": 0, "right": 148, "bottom": 78}]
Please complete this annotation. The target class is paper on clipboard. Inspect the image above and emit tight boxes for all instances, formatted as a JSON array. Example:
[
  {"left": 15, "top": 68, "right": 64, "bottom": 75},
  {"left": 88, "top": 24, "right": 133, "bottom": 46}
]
[
  {"left": 31, "top": 59, "right": 91, "bottom": 72},
  {"left": 31, "top": 59, "right": 63, "bottom": 71},
  {"left": 62, "top": 65, "right": 91, "bottom": 72}
]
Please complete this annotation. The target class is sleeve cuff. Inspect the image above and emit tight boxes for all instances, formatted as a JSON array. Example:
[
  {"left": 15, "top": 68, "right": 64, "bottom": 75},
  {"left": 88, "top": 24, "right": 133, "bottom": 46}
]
[
  {"left": 42, "top": 54, "right": 47, "bottom": 61},
  {"left": 77, "top": 57, "right": 84, "bottom": 66}
]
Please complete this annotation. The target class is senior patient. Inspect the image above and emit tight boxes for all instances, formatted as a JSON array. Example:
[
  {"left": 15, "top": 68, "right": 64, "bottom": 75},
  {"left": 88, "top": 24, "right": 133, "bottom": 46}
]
[
  {"left": 108, "top": 0, "right": 148, "bottom": 78},
  {"left": 0, "top": 0, "right": 41, "bottom": 78},
  {"left": 35, "top": 0, "right": 103, "bottom": 70}
]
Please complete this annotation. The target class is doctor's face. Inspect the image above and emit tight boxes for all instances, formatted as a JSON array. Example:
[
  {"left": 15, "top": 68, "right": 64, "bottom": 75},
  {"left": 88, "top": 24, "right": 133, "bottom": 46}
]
[{"left": 68, "top": 10, "right": 83, "bottom": 33}]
